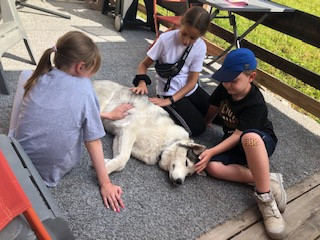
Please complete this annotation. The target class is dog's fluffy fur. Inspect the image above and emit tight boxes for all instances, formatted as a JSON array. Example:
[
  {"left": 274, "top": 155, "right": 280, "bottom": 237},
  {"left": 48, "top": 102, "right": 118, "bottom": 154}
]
[{"left": 93, "top": 81, "right": 205, "bottom": 184}]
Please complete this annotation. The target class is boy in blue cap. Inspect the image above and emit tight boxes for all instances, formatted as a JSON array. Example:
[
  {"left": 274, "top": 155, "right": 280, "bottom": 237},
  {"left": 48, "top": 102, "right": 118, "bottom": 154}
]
[{"left": 195, "top": 48, "right": 287, "bottom": 239}]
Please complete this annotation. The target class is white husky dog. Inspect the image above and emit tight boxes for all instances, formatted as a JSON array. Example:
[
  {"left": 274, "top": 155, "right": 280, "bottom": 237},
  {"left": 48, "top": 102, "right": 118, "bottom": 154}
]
[{"left": 93, "top": 80, "right": 205, "bottom": 185}]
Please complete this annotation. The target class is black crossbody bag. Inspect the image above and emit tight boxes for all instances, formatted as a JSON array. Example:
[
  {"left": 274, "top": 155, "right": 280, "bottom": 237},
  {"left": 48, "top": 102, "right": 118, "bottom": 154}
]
[{"left": 155, "top": 45, "right": 193, "bottom": 92}]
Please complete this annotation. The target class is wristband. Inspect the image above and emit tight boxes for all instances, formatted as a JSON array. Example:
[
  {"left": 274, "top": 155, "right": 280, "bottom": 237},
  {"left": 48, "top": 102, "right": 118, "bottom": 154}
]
[
  {"left": 133, "top": 74, "right": 151, "bottom": 87},
  {"left": 168, "top": 96, "right": 175, "bottom": 105}
]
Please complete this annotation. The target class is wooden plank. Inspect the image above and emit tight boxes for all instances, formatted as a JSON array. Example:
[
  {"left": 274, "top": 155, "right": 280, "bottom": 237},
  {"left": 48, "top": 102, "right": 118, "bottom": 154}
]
[
  {"left": 286, "top": 172, "right": 320, "bottom": 201},
  {"left": 255, "top": 70, "right": 320, "bottom": 119},
  {"left": 207, "top": 23, "right": 320, "bottom": 90},
  {"left": 233, "top": 185, "right": 320, "bottom": 240},
  {"left": 197, "top": 207, "right": 261, "bottom": 240},
  {"left": 241, "top": 42, "right": 320, "bottom": 91},
  {"left": 197, "top": 171, "right": 320, "bottom": 240},
  {"left": 237, "top": 10, "right": 320, "bottom": 48},
  {"left": 203, "top": 38, "right": 225, "bottom": 57},
  {"left": 207, "top": 23, "right": 234, "bottom": 44},
  {"left": 202, "top": 38, "right": 320, "bottom": 119}
]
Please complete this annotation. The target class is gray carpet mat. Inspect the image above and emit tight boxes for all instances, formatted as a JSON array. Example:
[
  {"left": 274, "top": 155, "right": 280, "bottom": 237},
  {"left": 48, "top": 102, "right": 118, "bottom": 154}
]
[{"left": 0, "top": 1, "right": 319, "bottom": 239}]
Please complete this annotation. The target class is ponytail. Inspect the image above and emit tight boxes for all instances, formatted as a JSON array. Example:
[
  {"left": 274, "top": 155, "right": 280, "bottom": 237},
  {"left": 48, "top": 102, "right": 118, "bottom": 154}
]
[
  {"left": 24, "top": 48, "right": 54, "bottom": 97},
  {"left": 23, "top": 31, "right": 101, "bottom": 97}
]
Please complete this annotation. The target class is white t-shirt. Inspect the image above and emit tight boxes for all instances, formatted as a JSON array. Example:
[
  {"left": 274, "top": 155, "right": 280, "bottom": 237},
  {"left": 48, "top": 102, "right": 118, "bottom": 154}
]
[{"left": 147, "top": 29, "right": 206, "bottom": 96}]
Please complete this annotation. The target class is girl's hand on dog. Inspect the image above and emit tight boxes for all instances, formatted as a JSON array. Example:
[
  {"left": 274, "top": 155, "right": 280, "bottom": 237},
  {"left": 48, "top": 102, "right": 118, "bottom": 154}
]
[
  {"left": 110, "top": 103, "right": 133, "bottom": 120},
  {"left": 130, "top": 81, "right": 148, "bottom": 95},
  {"left": 149, "top": 97, "right": 171, "bottom": 107},
  {"left": 101, "top": 183, "right": 125, "bottom": 212},
  {"left": 101, "top": 103, "right": 133, "bottom": 121}
]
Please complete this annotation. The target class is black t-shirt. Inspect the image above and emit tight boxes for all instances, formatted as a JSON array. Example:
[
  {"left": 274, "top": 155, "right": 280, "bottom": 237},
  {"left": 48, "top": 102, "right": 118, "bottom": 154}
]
[{"left": 209, "top": 83, "right": 277, "bottom": 142}]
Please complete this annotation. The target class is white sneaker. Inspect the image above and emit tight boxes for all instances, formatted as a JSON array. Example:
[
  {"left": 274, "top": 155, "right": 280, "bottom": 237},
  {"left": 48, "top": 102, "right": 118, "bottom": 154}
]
[
  {"left": 270, "top": 173, "right": 287, "bottom": 213},
  {"left": 254, "top": 191, "right": 286, "bottom": 239},
  {"left": 247, "top": 173, "right": 287, "bottom": 213}
]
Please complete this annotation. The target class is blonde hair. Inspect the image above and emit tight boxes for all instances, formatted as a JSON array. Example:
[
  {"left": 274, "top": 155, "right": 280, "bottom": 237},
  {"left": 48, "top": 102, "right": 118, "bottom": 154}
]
[
  {"left": 181, "top": 6, "right": 211, "bottom": 36},
  {"left": 24, "top": 31, "right": 101, "bottom": 96}
]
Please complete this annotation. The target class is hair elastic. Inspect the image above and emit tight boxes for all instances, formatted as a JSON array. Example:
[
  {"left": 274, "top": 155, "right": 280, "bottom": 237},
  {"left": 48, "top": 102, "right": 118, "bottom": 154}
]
[{"left": 52, "top": 46, "right": 58, "bottom": 52}]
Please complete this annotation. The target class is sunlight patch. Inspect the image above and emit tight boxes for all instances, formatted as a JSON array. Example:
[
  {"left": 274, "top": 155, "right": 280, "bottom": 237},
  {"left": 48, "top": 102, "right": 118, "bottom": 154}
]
[
  {"left": 86, "top": 35, "right": 126, "bottom": 42},
  {"left": 99, "top": 35, "right": 126, "bottom": 42},
  {"left": 145, "top": 38, "right": 155, "bottom": 45},
  {"left": 73, "top": 8, "right": 89, "bottom": 13}
]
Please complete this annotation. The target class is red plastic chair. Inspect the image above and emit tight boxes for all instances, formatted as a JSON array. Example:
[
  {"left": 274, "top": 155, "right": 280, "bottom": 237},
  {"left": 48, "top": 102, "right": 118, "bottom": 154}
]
[
  {"left": 0, "top": 150, "right": 51, "bottom": 240},
  {"left": 153, "top": 0, "right": 190, "bottom": 37}
]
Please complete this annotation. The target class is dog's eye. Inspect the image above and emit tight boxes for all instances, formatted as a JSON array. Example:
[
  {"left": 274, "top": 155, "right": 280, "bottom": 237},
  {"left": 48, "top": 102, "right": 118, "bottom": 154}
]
[
  {"left": 172, "top": 164, "right": 175, "bottom": 169},
  {"left": 185, "top": 160, "right": 188, "bottom": 167}
]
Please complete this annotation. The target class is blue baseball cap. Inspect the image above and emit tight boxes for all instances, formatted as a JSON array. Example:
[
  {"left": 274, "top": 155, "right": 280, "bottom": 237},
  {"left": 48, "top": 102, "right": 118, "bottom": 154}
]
[{"left": 212, "top": 48, "right": 257, "bottom": 82}]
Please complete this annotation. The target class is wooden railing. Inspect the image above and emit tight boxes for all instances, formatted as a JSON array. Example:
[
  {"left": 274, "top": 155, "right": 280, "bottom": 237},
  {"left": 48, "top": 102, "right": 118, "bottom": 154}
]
[{"left": 138, "top": 3, "right": 320, "bottom": 119}]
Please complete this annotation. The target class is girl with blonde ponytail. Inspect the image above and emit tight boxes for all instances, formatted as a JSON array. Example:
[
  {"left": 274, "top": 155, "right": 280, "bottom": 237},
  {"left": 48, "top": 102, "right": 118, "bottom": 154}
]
[
  {"left": 23, "top": 48, "right": 54, "bottom": 97},
  {"left": 9, "top": 31, "right": 132, "bottom": 212}
]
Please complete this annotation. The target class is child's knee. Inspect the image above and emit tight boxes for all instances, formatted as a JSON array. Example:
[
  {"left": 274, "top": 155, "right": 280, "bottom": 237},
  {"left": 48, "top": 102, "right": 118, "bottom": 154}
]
[{"left": 241, "top": 132, "right": 263, "bottom": 149}]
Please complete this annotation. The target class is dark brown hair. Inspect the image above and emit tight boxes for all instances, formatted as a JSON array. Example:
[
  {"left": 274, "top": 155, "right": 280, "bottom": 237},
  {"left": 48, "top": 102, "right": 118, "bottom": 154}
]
[
  {"left": 181, "top": 6, "right": 211, "bottom": 35},
  {"left": 24, "top": 31, "right": 101, "bottom": 96}
]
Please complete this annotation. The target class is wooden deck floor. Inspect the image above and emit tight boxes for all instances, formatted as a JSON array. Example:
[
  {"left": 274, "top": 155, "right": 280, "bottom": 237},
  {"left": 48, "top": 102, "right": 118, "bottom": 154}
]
[{"left": 198, "top": 171, "right": 320, "bottom": 240}]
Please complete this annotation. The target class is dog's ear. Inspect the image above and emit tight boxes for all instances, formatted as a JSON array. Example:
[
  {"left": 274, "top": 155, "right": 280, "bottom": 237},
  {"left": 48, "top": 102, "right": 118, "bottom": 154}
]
[
  {"left": 178, "top": 142, "right": 206, "bottom": 155},
  {"left": 185, "top": 142, "right": 206, "bottom": 155},
  {"left": 187, "top": 149, "right": 198, "bottom": 163},
  {"left": 178, "top": 142, "right": 206, "bottom": 163}
]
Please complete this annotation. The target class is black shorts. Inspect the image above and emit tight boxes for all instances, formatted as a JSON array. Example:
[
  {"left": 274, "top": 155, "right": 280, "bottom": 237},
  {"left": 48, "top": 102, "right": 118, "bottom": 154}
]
[
  {"left": 161, "top": 86, "right": 210, "bottom": 137},
  {"left": 210, "top": 129, "right": 277, "bottom": 166}
]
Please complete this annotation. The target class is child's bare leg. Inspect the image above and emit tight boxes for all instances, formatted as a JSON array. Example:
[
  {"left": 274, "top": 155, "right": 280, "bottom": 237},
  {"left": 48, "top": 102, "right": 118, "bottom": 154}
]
[
  {"left": 241, "top": 132, "right": 270, "bottom": 193},
  {"left": 242, "top": 132, "right": 286, "bottom": 238},
  {"left": 206, "top": 161, "right": 253, "bottom": 183}
]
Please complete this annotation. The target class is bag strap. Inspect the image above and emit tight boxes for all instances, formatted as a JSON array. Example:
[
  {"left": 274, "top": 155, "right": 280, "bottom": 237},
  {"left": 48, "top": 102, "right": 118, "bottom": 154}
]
[
  {"left": 164, "top": 76, "right": 173, "bottom": 92},
  {"left": 177, "top": 44, "right": 193, "bottom": 69},
  {"left": 164, "top": 45, "right": 193, "bottom": 92}
]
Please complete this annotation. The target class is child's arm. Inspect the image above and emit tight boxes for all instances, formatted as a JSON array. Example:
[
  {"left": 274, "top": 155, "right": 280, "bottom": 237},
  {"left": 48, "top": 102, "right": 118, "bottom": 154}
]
[
  {"left": 100, "top": 103, "right": 133, "bottom": 120},
  {"left": 204, "top": 105, "right": 219, "bottom": 127},
  {"left": 131, "top": 56, "right": 154, "bottom": 95},
  {"left": 195, "top": 129, "right": 242, "bottom": 173},
  {"left": 173, "top": 71, "right": 199, "bottom": 101},
  {"left": 85, "top": 139, "right": 125, "bottom": 212},
  {"left": 149, "top": 71, "right": 199, "bottom": 107}
]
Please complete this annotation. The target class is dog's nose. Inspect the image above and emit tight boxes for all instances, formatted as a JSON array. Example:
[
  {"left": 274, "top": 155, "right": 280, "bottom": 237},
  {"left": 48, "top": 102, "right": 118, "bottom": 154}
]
[{"left": 175, "top": 178, "right": 182, "bottom": 185}]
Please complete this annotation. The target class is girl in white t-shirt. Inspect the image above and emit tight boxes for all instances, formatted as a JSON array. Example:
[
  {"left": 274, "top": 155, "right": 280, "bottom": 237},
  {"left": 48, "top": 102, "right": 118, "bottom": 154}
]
[{"left": 131, "top": 6, "right": 211, "bottom": 136}]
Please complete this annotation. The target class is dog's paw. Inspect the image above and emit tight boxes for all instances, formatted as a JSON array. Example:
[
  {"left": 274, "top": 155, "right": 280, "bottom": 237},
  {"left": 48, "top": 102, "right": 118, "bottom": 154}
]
[
  {"left": 197, "top": 171, "right": 207, "bottom": 177},
  {"left": 104, "top": 158, "right": 112, "bottom": 164}
]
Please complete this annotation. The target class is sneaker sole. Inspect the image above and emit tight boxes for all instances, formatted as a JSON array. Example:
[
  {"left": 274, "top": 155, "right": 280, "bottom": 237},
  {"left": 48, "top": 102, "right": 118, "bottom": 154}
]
[{"left": 267, "top": 229, "right": 286, "bottom": 240}]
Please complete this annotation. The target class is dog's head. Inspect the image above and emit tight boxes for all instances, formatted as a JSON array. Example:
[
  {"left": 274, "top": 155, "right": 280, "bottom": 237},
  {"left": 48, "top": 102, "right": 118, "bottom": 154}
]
[{"left": 159, "top": 140, "right": 206, "bottom": 185}]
